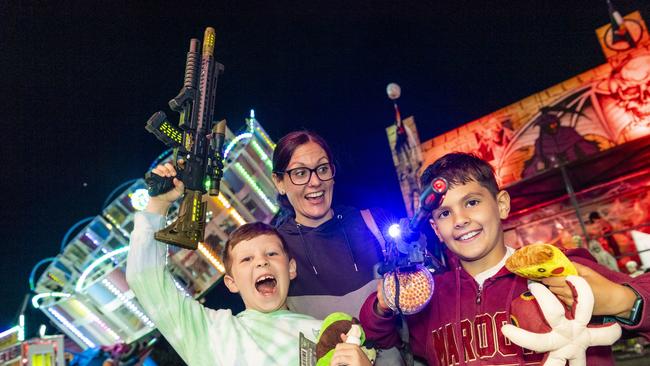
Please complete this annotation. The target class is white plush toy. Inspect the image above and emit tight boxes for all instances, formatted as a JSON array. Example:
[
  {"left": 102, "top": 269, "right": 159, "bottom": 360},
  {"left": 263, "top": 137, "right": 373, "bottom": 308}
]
[{"left": 501, "top": 276, "right": 622, "bottom": 366}]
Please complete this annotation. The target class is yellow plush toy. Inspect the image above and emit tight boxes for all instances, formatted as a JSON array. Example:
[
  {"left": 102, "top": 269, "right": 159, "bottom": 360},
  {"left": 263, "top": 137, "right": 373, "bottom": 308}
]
[{"left": 505, "top": 243, "right": 577, "bottom": 280}]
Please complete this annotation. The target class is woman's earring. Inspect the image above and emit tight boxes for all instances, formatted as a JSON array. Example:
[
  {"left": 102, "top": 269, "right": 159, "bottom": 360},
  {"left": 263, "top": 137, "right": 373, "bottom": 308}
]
[{"left": 279, "top": 190, "right": 285, "bottom": 195}]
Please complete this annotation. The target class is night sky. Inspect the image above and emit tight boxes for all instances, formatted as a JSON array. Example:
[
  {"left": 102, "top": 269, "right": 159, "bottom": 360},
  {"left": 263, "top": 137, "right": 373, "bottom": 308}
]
[{"left": 2, "top": 1, "right": 649, "bottom": 334}]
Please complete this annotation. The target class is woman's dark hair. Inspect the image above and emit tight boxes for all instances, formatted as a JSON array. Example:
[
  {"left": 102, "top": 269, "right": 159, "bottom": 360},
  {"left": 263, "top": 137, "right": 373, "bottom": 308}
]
[{"left": 272, "top": 130, "right": 335, "bottom": 213}]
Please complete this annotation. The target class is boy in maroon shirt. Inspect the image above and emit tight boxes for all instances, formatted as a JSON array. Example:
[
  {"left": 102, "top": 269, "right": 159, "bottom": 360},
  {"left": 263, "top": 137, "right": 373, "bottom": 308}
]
[{"left": 360, "top": 152, "right": 650, "bottom": 365}]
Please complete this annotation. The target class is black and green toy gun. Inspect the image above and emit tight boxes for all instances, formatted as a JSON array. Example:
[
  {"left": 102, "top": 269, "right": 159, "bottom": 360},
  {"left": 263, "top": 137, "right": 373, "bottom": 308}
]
[{"left": 144, "top": 27, "right": 226, "bottom": 250}]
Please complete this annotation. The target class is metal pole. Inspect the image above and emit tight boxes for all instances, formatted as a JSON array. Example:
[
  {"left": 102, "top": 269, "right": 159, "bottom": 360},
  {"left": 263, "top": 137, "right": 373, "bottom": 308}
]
[{"left": 558, "top": 163, "right": 589, "bottom": 247}]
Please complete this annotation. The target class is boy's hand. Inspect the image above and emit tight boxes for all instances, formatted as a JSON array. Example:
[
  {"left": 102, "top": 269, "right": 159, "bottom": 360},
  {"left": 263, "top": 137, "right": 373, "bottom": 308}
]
[
  {"left": 146, "top": 161, "right": 185, "bottom": 215},
  {"left": 328, "top": 342, "right": 371, "bottom": 366},
  {"left": 374, "top": 279, "right": 392, "bottom": 316},
  {"left": 541, "top": 262, "right": 637, "bottom": 317}
]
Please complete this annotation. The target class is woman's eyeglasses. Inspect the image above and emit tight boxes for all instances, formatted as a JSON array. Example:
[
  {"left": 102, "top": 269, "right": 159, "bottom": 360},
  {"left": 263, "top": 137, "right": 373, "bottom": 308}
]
[{"left": 277, "top": 163, "right": 335, "bottom": 185}]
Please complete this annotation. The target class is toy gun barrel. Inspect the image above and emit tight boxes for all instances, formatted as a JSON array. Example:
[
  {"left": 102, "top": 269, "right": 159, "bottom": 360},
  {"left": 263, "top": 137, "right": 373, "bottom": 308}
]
[
  {"left": 404, "top": 177, "right": 448, "bottom": 241},
  {"left": 193, "top": 27, "right": 219, "bottom": 154},
  {"left": 169, "top": 39, "right": 200, "bottom": 131}
]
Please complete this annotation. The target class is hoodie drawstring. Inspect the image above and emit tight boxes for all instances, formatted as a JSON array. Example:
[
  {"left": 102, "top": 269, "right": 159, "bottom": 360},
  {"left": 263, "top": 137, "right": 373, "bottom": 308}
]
[
  {"left": 295, "top": 213, "right": 359, "bottom": 275},
  {"left": 454, "top": 266, "right": 466, "bottom": 366},
  {"left": 506, "top": 275, "right": 526, "bottom": 366},
  {"left": 296, "top": 224, "right": 319, "bottom": 275},
  {"left": 338, "top": 214, "right": 359, "bottom": 272}
]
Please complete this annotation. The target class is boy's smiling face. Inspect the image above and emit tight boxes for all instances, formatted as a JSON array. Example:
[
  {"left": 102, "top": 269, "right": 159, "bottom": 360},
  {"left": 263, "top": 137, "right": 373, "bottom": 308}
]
[
  {"left": 223, "top": 234, "right": 296, "bottom": 313},
  {"left": 430, "top": 180, "right": 511, "bottom": 276}
]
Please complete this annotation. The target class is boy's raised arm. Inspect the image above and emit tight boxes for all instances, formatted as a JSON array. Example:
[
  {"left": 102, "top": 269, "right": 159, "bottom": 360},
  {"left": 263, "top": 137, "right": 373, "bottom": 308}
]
[
  {"left": 547, "top": 252, "right": 650, "bottom": 338},
  {"left": 126, "top": 211, "right": 218, "bottom": 366}
]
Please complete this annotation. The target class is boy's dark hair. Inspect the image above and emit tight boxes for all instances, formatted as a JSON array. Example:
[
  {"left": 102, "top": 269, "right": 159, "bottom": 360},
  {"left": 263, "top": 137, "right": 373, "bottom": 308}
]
[
  {"left": 222, "top": 222, "right": 291, "bottom": 275},
  {"left": 420, "top": 152, "right": 499, "bottom": 196}
]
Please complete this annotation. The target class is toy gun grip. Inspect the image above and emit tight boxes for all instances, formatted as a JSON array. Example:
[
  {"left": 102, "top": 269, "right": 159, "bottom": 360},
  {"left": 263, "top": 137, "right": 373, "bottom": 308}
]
[{"left": 144, "top": 171, "right": 175, "bottom": 197}]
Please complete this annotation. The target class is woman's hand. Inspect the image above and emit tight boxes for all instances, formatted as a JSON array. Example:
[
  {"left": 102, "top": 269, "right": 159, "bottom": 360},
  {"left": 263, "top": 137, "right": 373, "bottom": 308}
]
[
  {"left": 541, "top": 262, "right": 637, "bottom": 317},
  {"left": 146, "top": 162, "right": 185, "bottom": 215}
]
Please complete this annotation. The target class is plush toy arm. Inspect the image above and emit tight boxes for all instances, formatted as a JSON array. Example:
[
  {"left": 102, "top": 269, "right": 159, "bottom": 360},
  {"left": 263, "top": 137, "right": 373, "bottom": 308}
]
[
  {"left": 501, "top": 276, "right": 621, "bottom": 366},
  {"left": 528, "top": 282, "right": 569, "bottom": 328},
  {"left": 501, "top": 324, "right": 561, "bottom": 353},
  {"left": 588, "top": 324, "right": 624, "bottom": 346}
]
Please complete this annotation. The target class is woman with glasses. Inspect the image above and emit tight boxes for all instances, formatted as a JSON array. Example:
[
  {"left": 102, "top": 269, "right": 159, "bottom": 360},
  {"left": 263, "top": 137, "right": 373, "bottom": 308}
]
[{"left": 272, "top": 131, "right": 405, "bottom": 365}]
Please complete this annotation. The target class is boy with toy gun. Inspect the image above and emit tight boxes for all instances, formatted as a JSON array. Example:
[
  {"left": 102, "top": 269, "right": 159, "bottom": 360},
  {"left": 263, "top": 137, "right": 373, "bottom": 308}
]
[{"left": 143, "top": 27, "right": 226, "bottom": 250}]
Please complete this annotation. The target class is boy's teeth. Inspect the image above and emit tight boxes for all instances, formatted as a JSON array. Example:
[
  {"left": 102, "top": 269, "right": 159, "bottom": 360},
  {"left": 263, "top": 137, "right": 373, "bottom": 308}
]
[
  {"left": 459, "top": 231, "right": 480, "bottom": 240},
  {"left": 256, "top": 275, "right": 275, "bottom": 283}
]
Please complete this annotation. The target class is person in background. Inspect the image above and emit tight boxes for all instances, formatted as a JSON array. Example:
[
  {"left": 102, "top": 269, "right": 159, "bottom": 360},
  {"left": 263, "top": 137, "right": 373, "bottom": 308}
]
[
  {"left": 271, "top": 130, "right": 408, "bottom": 364},
  {"left": 588, "top": 211, "right": 622, "bottom": 257}
]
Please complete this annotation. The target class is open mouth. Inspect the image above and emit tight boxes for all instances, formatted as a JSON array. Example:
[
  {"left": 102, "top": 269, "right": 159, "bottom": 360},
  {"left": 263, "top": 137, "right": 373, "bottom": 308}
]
[
  {"left": 305, "top": 191, "right": 324, "bottom": 202},
  {"left": 255, "top": 275, "right": 277, "bottom": 295},
  {"left": 455, "top": 229, "right": 482, "bottom": 242}
]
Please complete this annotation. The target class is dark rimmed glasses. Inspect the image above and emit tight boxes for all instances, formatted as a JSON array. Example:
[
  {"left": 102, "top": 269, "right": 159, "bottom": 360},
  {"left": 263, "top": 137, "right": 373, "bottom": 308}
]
[{"left": 277, "top": 163, "right": 335, "bottom": 185}]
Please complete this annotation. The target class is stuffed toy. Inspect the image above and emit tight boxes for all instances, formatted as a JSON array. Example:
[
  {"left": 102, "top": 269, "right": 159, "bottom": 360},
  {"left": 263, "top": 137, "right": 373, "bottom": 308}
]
[
  {"left": 505, "top": 243, "right": 578, "bottom": 279},
  {"left": 315, "top": 312, "right": 376, "bottom": 366},
  {"left": 502, "top": 243, "right": 622, "bottom": 366}
]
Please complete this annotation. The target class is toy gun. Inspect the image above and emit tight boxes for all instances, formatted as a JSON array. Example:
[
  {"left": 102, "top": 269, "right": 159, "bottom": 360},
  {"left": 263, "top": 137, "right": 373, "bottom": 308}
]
[
  {"left": 144, "top": 27, "right": 226, "bottom": 250},
  {"left": 380, "top": 177, "right": 448, "bottom": 314}
]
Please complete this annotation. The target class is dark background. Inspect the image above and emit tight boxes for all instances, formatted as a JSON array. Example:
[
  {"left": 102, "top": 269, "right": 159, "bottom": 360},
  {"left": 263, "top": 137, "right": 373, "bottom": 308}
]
[{"left": 2, "top": 0, "right": 649, "bottom": 335}]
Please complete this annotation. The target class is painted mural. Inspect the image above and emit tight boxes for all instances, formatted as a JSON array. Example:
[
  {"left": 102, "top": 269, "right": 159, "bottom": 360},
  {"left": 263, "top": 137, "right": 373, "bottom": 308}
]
[{"left": 420, "top": 11, "right": 650, "bottom": 188}]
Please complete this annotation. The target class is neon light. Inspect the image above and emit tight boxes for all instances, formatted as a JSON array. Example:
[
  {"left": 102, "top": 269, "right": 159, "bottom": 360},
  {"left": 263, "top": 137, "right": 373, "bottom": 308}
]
[
  {"left": 130, "top": 189, "right": 150, "bottom": 211},
  {"left": 29, "top": 258, "right": 57, "bottom": 291},
  {"left": 0, "top": 326, "right": 19, "bottom": 339},
  {"left": 198, "top": 243, "right": 226, "bottom": 273},
  {"left": 216, "top": 193, "right": 231, "bottom": 208},
  {"left": 48, "top": 308, "right": 96, "bottom": 348},
  {"left": 75, "top": 246, "right": 130, "bottom": 293},
  {"left": 250, "top": 109, "right": 255, "bottom": 119},
  {"left": 255, "top": 125, "right": 275, "bottom": 150},
  {"left": 47, "top": 273, "right": 65, "bottom": 287},
  {"left": 223, "top": 132, "right": 253, "bottom": 159},
  {"left": 39, "top": 325, "right": 46, "bottom": 338},
  {"left": 234, "top": 163, "right": 278, "bottom": 212},
  {"left": 211, "top": 194, "right": 247, "bottom": 226},
  {"left": 172, "top": 277, "right": 191, "bottom": 297},
  {"left": 74, "top": 300, "right": 121, "bottom": 342},
  {"left": 17, "top": 315, "right": 24, "bottom": 341},
  {"left": 101, "top": 279, "right": 155, "bottom": 328},
  {"left": 229, "top": 208, "right": 247, "bottom": 226},
  {"left": 250, "top": 140, "right": 273, "bottom": 171},
  {"left": 32, "top": 292, "right": 71, "bottom": 309}
]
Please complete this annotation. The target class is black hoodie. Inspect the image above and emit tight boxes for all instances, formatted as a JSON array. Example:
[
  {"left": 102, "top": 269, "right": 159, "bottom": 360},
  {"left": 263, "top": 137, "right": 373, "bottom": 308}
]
[{"left": 276, "top": 205, "right": 388, "bottom": 319}]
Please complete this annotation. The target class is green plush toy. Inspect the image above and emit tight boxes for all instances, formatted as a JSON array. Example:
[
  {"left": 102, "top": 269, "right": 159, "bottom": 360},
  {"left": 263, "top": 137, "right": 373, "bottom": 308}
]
[{"left": 316, "top": 312, "right": 376, "bottom": 366}]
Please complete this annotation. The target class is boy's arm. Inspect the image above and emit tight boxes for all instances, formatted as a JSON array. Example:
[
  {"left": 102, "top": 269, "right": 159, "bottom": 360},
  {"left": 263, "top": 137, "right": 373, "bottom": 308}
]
[
  {"left": 126, "top": 210, "right": 217, "bottom": 366},
  {"left": 359, "top": 288, "right": 431, "bottom": 358},
  {"left": 359, "top": 292, "right": 402, "bottom": 349},
  {"left": 546, "top": 251, "right": 650, "bottom": 337}
]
